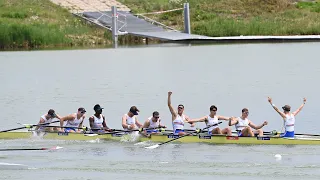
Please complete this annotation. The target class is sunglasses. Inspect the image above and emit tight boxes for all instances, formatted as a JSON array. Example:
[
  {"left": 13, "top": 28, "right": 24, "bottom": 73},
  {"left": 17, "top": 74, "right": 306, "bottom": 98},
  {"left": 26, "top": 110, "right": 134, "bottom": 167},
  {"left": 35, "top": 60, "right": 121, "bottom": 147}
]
[
  {"left": 243, "top": 112, "right": 249, "bottom": 115},
  {"left": 80, "top": 111, "right": 86, "bottom": 114},
  {"left": 211, "top": 109, "right": 217, "bottom": 112},
  {"left": 154, "top": 116, "right": 160, "bottom": 119},
  {"left": 178, "top": 107, "right": 184, "bottom": 109}
]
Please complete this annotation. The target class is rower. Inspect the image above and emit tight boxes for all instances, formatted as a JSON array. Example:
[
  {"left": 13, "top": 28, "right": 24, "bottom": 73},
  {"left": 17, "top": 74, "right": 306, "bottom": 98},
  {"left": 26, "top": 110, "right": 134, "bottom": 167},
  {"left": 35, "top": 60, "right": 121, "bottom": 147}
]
[
  {"left": 121, "top": 106, "right": 142, "bottom": 131},
  {"left": 141, "top": 111, "right": 166, "bottom": 135},
  {"left": 187, "top": 105, "right": 232, "bottom": 136},
  {"left": 228, "top": 108, "right": 268, "bottom": 137},
  {"left": 88, "top": 104, "right": 110, "bottom": 133},
  {"left": 59, "top": 107, "right": 86, "bottom": 133},
  {"left": 35, "top": 109, "right": 61, "bottom": 132},
  {"left": 268, "top": 97, "right": 306, "bottom": 137},
  {"left": 167, "top": 91, "right": 193, "bottom": 136}
]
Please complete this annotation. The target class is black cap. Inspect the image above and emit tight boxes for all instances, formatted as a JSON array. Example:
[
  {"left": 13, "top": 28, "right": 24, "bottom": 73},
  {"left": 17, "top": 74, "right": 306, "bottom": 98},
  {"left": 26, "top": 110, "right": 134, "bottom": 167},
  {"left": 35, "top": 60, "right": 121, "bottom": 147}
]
[
  {"left": 129, "top": 106, "right": 139, "bottom": 115},
  {"left": 282, "top": 105, "right": 291, "bottom": 111},
  {"left": 48, "top": 109, "right": 56, "bottom": 117},
  {"left": 94, "top": 104, "right": 103, "bottom": 111},
  {"left": 78, "top": 107, "right": 86, "bottom": 113}
]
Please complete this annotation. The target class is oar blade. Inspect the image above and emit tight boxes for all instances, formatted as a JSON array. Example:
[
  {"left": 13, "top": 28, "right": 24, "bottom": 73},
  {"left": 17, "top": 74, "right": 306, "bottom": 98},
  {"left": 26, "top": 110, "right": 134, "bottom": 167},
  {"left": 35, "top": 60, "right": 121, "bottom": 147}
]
[
  {"left": 144, "top": 144, "right": 160, "bottom": 149},
  {"left": 51, "top": 146, "right": 63, "bottom": 150}
]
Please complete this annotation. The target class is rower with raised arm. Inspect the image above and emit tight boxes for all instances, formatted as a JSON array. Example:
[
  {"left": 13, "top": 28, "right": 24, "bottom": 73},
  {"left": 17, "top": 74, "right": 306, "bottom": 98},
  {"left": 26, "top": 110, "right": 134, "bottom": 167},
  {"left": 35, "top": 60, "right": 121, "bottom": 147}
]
[
  {"left": 168, "top": 91, "right": 193, "bottom": 136},
  {"left": 268, "top": 97, "right": 306, "bottom": 138},
  {"left": 35, "top": 109, "right": 61, "bottom": 132},
  {"left": 141, "top": 111, "right": 166, "bottom": 135},
  {"left": 187, "top": 105, "right": 233, "bottom": 136},
  {"left": 89, "top": 104, "right": 110, "bottom": 133},
  {"left": 229, "top": 108, "right": 268, "bottom": 137},
  {"left": 59, "top": 107, "right": 86, "bottom": 133}
]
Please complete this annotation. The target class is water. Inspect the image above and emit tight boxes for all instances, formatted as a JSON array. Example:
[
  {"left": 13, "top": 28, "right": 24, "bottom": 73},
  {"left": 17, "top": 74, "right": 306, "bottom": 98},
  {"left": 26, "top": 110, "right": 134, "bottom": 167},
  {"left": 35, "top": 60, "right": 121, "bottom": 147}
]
[{"left": 0, "top": 43, "right": 320, "bottom": 179}]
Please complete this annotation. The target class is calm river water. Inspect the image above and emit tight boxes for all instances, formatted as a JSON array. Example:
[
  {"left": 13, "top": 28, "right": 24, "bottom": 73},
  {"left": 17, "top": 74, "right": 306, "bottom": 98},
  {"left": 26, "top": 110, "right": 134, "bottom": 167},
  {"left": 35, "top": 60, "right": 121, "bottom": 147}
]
[{"left": 0, "top": 42, "right": 320, "bottom": 179}]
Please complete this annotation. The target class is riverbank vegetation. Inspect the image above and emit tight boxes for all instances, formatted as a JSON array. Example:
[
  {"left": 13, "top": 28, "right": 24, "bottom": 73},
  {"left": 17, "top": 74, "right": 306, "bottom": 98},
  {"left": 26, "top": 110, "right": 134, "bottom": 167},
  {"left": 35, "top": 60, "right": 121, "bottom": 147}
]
[
  {"left": 119, "top": 0, "right": 320, "bottom": 37},
  {"left": 0, "top": 0, "right": 116, "bottom": 49}
]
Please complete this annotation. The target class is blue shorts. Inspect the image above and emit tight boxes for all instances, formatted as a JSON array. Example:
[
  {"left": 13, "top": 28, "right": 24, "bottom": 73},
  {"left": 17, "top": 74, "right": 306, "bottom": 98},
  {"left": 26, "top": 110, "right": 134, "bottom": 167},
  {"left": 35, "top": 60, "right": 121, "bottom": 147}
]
[
  {"left": 146, "top": 129, "right": 159, "bottom": 134},
  {"left": 174, "top": 129, "right": 184, "bottom": 135},
  {"left": 237, "top": 131, "right": 243, "bottom": 137},
  {"left": 280, "top": 131, "right": 294, "bottom": 138},
  {"left": 65, "top": 127, "right": 77, "bottom": 132}
]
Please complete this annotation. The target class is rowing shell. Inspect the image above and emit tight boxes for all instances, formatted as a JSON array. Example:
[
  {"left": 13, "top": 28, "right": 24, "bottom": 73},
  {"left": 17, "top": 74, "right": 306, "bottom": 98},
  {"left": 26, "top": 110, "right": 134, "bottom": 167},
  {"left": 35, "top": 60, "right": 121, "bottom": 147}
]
[{"left": 0, "top": 131, "right": 320, "bottom": 145}]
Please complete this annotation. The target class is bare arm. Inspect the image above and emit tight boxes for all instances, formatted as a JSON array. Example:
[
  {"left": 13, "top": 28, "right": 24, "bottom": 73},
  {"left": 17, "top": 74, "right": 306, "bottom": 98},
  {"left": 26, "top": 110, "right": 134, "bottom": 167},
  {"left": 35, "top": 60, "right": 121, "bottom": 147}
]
[
  {"left": 188, "top": 116, "right": 207, "bottom": 123},
  {"left": 293, "top": 98, "right": 306, "bottom": 116},
  {"left": 248, "top": 120, "right": 268, "bottom": 130},
  {"left": 102, "top": 115, "right": 109, "bottom": 130},
  {"left": 135, "top": 117, "right": 143, "bottom": 128},
  {"left": 228, "top": 117, "right": 238, "bottom": 126},
  {"left": 167, "top": 92, "right": 177, "bottom": 120},
  {"left": 35, "top": 118, "right": 45, "bottom": 130},
  {"left": 89, "top": 116, "right": 95, "bottom": 129},
  {"left": 60, "top": 114, "right": 75, "bottom": 129},
  {"left": 268, "top": 97, "right": 286, "bottom": 119},
  {"left": 122, "top": 115, "right": 130, "bottom": 129},
  {"left": 217, "top": 115, "right": 232, "bottom": 121},
  {"left": 142, "top": 120, "right": 150, "bottom": 129}
]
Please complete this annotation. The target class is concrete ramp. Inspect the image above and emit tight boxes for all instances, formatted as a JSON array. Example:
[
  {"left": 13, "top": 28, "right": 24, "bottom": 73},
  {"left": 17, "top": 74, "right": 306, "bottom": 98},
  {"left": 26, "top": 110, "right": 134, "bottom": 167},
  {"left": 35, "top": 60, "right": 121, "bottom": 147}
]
[{"left": 80, "top": 11, "right": 213, "bottom": 41}]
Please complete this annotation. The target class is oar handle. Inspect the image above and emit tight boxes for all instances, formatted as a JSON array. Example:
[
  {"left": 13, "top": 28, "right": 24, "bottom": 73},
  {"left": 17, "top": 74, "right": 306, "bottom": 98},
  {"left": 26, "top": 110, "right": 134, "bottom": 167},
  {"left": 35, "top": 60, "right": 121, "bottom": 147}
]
[
  {"left": 157, "top": 122, "right": 222, "bottom": 146},
  {"left": 0, "top": 120, "right": 60, "bottom": 133}
]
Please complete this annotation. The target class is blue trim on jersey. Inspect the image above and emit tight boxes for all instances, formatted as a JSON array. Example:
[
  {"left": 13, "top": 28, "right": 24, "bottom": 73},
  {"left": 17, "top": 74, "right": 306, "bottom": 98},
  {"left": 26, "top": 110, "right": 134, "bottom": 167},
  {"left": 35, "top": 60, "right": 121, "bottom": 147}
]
[{"left": 280, "top": 131, "right": 295, "bottom": 138}]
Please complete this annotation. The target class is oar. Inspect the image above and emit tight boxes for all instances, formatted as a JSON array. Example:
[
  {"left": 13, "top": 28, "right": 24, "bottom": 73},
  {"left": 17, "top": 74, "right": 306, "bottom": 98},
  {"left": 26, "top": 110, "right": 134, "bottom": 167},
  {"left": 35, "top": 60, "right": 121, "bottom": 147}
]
[
  {"left": 0, "top": 120, "right": 60, "bottom": 133},
  {"left": 294, "top": 133, "right": 320, "bottom": 137},
  {"left": 144, "top": 122, "right": 222, "bottom": 149},
  {"left": 0, "top": 146, "right": 63, "bottom": 151}
]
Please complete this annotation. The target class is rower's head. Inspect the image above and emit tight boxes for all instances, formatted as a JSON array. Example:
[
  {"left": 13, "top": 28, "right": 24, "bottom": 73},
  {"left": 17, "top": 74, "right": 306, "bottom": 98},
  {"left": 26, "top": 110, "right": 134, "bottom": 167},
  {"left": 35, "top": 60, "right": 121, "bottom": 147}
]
[
  {"left": 77, "top": 107, "right": 86, "bottom": 116},
  {"left": 94, "top": 104, "right": 103, "bottom": 114},
  {"left": 177, "top": 104, "right": 184, "bottom": 114},
  {"left": 282, "top": 105, "right": 291, "bottom": 113},
  {"left": 241, "top": 108, "right": 249, "bottom": 117},
  {"left": 129, "top": 106, "right": 139, "bottom": 116},
  {"left": 152, "top": 111, "right": 160, "bottom": 120},
  {"left": 48, "top": 109, "right": 56, "bottom": 118},
  {"left": 210, "top": 105, "right": 217, "bottom": 115}
]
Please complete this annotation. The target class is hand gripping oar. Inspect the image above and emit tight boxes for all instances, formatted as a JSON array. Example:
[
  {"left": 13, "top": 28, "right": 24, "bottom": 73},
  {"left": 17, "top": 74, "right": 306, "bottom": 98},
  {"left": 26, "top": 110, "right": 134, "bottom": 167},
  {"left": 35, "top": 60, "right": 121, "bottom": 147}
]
[
  {"left": 144, "top": 122, "right": 222, "bottom": 149},
  {"left": 0, "top": 120, "right": 60, "bottom": 133},
  {"left": 107, "top": 127, "right": 165, "bottom": 134},
  {"left": 0, "top": 146, "right": 63, "bottom": 151}
]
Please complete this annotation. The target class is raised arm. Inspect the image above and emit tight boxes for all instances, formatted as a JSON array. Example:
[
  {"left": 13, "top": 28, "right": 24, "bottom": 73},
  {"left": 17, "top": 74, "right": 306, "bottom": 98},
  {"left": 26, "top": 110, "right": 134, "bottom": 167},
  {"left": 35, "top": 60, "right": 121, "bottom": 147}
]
[
  {"left": 228, "top": 117, "right": 238, "bottom": 126},
  {"left": 293, "top": 98, "right": 306, "bottom": 116},
  {"left": 167, "top": 91, "right": 176, "bottom": 120},
  {"left": 268, "top": 97, "right": 286, "bottom": 119},
  {"left": 188, "top": 116, "right": 207, "bottom": 123},
  {"left": 248, "top": 120, "right": 268, "bottom": 130}
]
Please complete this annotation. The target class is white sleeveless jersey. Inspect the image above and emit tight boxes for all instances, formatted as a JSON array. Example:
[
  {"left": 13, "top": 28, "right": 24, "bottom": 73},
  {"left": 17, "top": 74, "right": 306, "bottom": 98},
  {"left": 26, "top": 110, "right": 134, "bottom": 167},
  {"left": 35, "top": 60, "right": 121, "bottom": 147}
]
[
  {"left": 65, "top": 113, "right": 84, "bottom": 128},
  {"left": 124, "top": 114, "right": 136, "bottom": 130},
  {"left": 172, "top": 114, "right": 185, "bottom": 131},
  {"left": 235, "top": 117, "right": 249, "bottom": 131},
  {"left": 92, "top": 114, "right": 104, "bottom": 129},
  {"left": 206, "top": 115, "right": 219, "bottom": 132},
  {"left": 147, "top": 116, "right": 160, "bottom": 128},
  {"left": 284, "top": 114, "right": 295, "bottom": 132},
  {"left": 38, "top": 114, "right": 53, "bottom": 131}
]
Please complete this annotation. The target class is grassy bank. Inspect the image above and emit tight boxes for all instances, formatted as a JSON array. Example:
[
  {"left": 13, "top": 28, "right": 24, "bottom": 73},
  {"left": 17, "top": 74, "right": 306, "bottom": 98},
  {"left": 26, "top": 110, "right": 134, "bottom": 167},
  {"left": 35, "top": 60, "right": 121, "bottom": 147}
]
[
  {"left": 0, "top": 0, "right": 115, "bottom": 49},
  {"left": 119, "top": 0, "right": 320, "bottom": 36}
]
